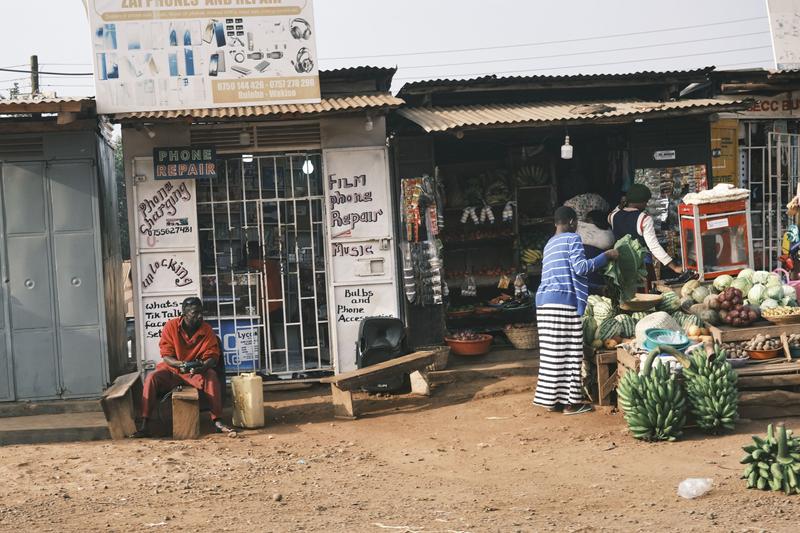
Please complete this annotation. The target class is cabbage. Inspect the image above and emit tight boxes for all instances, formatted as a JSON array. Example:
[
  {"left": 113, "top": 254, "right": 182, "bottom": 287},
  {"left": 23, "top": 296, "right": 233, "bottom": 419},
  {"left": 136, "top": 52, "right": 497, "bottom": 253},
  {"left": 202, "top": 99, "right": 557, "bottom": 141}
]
[
  {"left": 782, "top": 296, "right": 795, "bottom": 306},
  {"left": 713, "top": 274, "right": 734, "bottom": 291},
  {"left": 766, "top": 274, "right": 782, "bottom": 287},
  {"left": 748, "top": 284, "right": 767, "bottom": 304},
  {"left": 737, "top": 268, "right": 755, "bottom": 281},
  {"left": 752, "top": 270, "right": 770, "bottom": 285},
  {"left": 731, "top": 277, "right": 752, "bottom": 295},
  {"left": 766, "top": 284, "right": 783, "bottom": 300},
  {"left": 783, "top": 285, "right": 798, "bottom": 299},
  {"left": 761, "top": 298, "right": 780, "bottom": 310}
]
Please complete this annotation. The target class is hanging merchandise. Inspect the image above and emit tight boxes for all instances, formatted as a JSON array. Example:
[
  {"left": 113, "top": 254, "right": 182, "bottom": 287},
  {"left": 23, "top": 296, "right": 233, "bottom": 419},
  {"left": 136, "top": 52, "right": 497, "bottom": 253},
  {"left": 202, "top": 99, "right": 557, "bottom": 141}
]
[
  {"left": 401, "top": 178, "right": 422, "bottom": 242},
  {"left": 502, "top": 201, "right": 515, "bottom": 222},
  {"left": 513, "top": 273, "right": 529, "bottom": 299},
  {"left": 462, "top": 275, "right": 477, "bottom": 297},
  {"left": 460, "top": 206, "right": 479, "bottom": 224},
  {"left": 479, "top": 204, "right": 495, "bottom": 224},
  {"left": 401, "top": 242, "right": 416, "bottom": 303}
]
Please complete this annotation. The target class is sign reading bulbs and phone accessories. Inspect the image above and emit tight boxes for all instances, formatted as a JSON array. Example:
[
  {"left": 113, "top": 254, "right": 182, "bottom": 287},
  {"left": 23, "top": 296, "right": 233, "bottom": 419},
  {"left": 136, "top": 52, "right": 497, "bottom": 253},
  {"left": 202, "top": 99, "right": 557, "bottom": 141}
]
[{"left": 85, "top": 0, "right": 321, "bottom": 114}]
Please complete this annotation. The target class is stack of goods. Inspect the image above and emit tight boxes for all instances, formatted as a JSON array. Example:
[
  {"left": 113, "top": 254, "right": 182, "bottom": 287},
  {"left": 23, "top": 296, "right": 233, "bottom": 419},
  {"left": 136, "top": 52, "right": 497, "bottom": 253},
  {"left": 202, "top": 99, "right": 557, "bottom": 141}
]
[{"left": 406, "top": 241, "right": 444, "bottom": 305}]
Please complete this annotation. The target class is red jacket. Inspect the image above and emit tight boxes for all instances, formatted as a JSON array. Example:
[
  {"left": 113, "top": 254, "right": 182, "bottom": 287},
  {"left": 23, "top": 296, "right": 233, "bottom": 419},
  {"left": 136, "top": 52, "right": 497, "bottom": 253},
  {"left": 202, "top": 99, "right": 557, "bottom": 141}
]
[{"left": 157, "top": 317, "right": 220, "bottom": 374}]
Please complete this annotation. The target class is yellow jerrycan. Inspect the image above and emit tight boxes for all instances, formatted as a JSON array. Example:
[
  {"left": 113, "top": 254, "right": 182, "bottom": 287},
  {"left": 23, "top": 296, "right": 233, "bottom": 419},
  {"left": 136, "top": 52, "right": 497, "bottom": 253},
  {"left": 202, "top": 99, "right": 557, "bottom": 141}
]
[{"left": 231, "top": 373, "right": 265, "bottom": 429}]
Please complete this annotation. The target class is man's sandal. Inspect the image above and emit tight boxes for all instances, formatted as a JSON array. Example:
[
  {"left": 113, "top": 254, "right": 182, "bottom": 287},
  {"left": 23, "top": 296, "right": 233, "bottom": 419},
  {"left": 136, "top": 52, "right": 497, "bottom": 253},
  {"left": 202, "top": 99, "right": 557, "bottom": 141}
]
[{"left": 214, "top": 420, "right": 237, "bottom": 436}]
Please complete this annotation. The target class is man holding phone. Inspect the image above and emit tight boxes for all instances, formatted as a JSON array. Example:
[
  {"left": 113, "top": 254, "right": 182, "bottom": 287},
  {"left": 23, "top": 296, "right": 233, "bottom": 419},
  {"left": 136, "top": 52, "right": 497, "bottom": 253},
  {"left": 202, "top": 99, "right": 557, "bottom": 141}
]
[{"left": 133, "top": 297, "right": 234, "bottom": 437}]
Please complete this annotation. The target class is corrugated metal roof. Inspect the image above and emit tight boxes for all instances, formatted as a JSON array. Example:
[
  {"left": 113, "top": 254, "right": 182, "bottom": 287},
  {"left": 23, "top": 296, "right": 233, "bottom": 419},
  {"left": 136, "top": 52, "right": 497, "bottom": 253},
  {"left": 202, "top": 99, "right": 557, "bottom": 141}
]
[
  {"left": 115, "top": 93, "right": 403, "bottom": 120},
  {"left": 397, "top": 68, "right": 715, "bottom": 95},
  {"left": 0, "top": 96, "right": 94, "bottom": 113},
  {"left": 320, "top": 66, "right": 397, "bottom": 77},
  {"left": 397, "top": 98, "right": 746, "bottom": 132}
]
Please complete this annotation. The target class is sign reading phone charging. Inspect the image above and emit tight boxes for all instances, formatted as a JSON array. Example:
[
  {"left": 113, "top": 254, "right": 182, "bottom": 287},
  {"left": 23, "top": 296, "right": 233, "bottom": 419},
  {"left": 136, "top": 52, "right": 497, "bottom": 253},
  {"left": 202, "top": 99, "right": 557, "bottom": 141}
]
[{"left": 84, "top": 0, "right": 320, "bottom": 114}]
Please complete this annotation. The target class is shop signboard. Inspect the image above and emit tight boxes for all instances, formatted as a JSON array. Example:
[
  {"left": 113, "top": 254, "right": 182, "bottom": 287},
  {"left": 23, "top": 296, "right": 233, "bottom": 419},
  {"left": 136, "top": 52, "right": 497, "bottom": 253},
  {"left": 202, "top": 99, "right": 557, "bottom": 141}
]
[
  {"left": 209, "top": 318, "right": 261, "bottom": 372},
  {"left": 732, "top": 92, "right": 800, "bottom": 119},
  {"left": 323, "top": 147, "right": 399, "bottom": 373},
  {"left": 84, "top": 0, "right": 321, "bottom": 114},
  {"left": 153, "top": 146, "right": 217, "bottom": 180},
  {"left": 710, "top": 119, "right": 739, "bottom": 187},
  {"left": 767, "top": 0, "right": 800, "bottom": 70},
  {"left": 132, "top": 157, "right": 201, "bottom": 370}
]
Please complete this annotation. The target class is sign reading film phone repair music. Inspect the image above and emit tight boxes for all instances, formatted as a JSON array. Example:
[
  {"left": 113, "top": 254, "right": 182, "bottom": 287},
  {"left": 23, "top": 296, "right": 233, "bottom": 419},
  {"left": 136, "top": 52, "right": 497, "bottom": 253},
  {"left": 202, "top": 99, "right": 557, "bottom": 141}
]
[{"left": 84, "top": 0, "right": 321, "bottom": 114}]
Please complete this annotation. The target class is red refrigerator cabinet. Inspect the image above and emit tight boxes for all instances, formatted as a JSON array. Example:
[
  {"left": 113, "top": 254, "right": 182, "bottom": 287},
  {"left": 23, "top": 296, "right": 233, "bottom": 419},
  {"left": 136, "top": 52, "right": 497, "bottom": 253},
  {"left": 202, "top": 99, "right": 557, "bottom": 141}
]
[{"left": 678, "top": 199, "right": 754, "bottom": 281}]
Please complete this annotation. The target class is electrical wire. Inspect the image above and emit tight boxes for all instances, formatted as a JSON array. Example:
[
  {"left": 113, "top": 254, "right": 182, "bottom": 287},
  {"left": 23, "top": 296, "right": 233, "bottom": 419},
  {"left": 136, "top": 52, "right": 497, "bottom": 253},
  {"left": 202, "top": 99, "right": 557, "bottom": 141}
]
[
  {"left": 0, "top": 67, "right": 93, "bottom": 76},
  {"left": 397, "top": 31, "right": 770, "bottom": 71},
  {"left": 320, "top": 16, "right": 767, "bottom": 60},
  {"left": 393, "top": 45, "right": 773, "bottom": 81}
]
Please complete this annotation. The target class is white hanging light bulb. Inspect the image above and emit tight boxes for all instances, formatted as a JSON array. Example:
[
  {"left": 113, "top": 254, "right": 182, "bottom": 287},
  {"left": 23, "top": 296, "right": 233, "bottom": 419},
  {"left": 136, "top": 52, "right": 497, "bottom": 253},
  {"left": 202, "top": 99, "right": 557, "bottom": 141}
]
[{"left": 561, "top": 135, "right": 573, "bottom": 160}]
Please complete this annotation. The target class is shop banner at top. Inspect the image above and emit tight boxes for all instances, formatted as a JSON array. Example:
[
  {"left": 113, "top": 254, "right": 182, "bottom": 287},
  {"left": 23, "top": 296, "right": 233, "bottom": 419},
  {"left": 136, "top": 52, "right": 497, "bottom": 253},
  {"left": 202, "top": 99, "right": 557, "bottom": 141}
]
[{"left": 84, "top": 0, "right": 320, "bottom": 114}]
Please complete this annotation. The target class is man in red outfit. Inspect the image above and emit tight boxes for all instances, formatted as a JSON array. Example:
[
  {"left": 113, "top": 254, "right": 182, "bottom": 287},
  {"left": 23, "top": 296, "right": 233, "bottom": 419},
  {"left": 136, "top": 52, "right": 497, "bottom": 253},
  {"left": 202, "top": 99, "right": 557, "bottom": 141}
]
[{"left": 133, "top": 297, "right": 233, "bottom": 437}]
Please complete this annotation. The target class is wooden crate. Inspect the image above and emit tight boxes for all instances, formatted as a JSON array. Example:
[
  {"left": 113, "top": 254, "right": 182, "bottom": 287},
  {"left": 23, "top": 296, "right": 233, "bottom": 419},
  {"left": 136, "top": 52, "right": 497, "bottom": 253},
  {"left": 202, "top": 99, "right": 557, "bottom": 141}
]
[
  {"left": 708, "top": 322, "right": 800, "bottom": 343},
  {"left": 595, "top": 350, "right": 617, "bottom": 406},
  {"left": 616, "top": 345, "right": 641, "bottom": 382}
]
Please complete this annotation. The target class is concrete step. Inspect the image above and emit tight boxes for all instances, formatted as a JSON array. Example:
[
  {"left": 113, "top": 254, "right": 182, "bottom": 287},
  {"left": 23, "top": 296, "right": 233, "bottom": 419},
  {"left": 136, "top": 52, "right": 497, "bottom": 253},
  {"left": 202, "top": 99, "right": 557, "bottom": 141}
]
[
  {"left": 429, "top": 348, "right": 538, "bottom": 385},
  {"left": 0, "top": 412, "right": 110, "bottom": 446},
  {"left": 0, "top": 399, "right": 103, "bottom": 418}
]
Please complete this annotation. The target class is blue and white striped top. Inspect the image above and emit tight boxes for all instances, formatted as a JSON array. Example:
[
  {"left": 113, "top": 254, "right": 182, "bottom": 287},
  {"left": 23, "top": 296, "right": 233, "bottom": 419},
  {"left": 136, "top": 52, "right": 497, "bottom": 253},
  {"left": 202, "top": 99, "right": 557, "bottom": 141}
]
[{"left": 535, "top": 232, "right": 609, "bottom": 316}]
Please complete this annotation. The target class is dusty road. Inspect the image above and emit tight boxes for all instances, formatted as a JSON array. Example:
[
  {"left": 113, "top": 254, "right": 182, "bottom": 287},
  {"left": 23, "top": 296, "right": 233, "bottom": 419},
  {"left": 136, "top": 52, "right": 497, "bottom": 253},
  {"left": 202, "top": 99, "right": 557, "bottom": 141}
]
[{"left": 1, "top": 378, "right": 799, "bottom": 532}]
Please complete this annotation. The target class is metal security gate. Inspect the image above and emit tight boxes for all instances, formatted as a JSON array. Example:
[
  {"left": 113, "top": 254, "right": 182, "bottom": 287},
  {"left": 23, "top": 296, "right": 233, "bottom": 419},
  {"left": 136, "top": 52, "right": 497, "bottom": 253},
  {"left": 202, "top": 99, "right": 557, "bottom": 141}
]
[
  {"left": 196, "top": 152, "right": 331, "bottom": 377},
  {"left": 765, "top": 132, "right": 800, "bottom": 270},
  {"left": 0, "top": 159, "right": 108, "bottom": 400}
]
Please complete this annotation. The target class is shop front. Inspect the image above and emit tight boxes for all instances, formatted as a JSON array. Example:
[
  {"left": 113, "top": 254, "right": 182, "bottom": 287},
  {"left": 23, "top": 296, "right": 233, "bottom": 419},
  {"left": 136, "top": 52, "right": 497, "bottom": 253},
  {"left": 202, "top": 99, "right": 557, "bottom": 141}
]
[
  {"left": 119, "top": 67, "right": 404, "bottom": 379},
  {"left": 390, "top": 72, "right": 748, "bottom": 350}
]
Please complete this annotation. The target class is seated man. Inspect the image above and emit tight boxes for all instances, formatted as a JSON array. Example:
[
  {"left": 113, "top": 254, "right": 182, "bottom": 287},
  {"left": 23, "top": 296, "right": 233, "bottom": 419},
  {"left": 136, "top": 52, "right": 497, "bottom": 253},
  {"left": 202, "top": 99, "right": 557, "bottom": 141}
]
[{"left": 133, "top": 297, "right": 234, "bottom": 437}]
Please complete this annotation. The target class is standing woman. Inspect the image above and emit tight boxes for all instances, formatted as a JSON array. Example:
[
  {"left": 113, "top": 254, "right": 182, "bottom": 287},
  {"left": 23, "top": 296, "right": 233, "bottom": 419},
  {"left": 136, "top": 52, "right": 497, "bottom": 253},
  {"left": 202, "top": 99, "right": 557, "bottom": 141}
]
[{"left": 533, "top": 206, "right": 618, "bottom": 415}]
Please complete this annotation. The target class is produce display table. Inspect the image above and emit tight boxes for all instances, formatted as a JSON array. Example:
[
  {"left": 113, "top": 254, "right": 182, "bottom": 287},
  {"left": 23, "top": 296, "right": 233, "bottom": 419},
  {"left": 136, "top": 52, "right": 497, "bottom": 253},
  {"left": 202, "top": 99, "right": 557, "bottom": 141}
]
[{"left": 708, "top": 322, "right": 800, "bottom": 343}]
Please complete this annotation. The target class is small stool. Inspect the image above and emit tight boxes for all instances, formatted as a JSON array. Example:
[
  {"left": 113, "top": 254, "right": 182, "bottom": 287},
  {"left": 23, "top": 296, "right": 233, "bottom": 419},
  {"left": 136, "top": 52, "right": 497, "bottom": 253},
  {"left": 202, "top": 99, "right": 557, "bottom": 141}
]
[{"left": 171, "top": 387, "right": 200, "bottom": 439}]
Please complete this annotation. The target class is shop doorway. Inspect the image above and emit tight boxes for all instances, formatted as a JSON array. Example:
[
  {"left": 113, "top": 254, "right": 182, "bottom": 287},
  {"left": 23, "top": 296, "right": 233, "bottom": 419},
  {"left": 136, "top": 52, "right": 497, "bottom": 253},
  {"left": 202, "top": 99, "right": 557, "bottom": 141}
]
[
  {"left": 765, "top": 132, "right": 800, "bottom": 270},
  {"left": 196, "top": 153, "right": 332, "bottom": 377}
]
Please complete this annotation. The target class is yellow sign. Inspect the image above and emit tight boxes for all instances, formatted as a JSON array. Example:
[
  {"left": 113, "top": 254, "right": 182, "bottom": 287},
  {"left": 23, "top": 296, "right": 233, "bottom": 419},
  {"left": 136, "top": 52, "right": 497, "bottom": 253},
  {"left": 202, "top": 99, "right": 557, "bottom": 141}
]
[{"left": 711, "top": 119, "right": 739, "bottom": 187}]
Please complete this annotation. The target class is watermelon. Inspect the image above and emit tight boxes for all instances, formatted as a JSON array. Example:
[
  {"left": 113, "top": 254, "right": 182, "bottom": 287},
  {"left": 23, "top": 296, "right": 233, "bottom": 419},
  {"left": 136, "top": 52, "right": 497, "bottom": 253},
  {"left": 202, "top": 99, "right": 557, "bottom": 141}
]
[
  {"left": 657, "top": 292, "right": 681, "bottom": 313},
  {"left": 691, "top": 285, "right": 710, "bottom": 304},
  {"left": 614, "top": 314, "right": 636, "bottom": 338},
  {"left": 631, "top": 312, "right": 648, "bottom": 321},
  {"left": 597, "top": 318, "right": 622, "bottom": 340},
  {"left": 583, "top": 316, "right": 596, "bottom": 344}
]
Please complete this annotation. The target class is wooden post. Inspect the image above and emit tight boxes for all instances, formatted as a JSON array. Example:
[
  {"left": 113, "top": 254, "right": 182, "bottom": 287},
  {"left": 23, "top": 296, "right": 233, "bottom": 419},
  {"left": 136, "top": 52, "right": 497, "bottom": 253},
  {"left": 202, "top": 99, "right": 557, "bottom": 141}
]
[
  {"left": 171, "top": 387, "right": 200, "bottom": 439},
  {"left": 330, "top": 384, "right": 356, "bottom": 419}
]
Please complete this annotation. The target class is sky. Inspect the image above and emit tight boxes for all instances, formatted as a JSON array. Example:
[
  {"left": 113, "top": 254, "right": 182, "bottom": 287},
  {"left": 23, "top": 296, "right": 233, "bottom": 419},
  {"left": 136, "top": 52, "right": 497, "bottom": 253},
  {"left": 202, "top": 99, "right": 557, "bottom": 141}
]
[{"left": 0, "top": 0, "right": 776, "bottom": 99}]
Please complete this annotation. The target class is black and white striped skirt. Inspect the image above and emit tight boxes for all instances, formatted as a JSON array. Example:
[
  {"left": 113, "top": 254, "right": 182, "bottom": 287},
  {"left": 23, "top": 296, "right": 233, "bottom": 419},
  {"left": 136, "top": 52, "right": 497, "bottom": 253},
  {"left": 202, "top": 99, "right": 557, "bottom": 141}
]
[{"left": 533, "top": 304, "right": 585, "bottom": 407}]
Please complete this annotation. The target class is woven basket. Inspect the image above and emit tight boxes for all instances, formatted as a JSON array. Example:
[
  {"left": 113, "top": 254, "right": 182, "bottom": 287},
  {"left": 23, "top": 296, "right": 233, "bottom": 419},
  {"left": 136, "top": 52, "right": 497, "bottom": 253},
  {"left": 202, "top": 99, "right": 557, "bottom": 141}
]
[
  {"left": 418, "top": 345, "right": 450, "bottom": 371},
  {"left": 504, "top": 324, "right": 538, "bottom": 350}
]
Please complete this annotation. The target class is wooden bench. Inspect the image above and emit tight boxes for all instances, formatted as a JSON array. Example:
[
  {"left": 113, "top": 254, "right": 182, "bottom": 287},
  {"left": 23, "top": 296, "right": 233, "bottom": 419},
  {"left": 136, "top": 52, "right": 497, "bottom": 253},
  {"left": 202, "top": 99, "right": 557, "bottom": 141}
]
[
  {"left": 320, "top": 350, "right": 438, "bottom": 419},
  {"left": 171, "top": 387, "right": 200, "bottom": 439},
  {"left": 100, "top": 371, "right": 142, "bottom": 439}
]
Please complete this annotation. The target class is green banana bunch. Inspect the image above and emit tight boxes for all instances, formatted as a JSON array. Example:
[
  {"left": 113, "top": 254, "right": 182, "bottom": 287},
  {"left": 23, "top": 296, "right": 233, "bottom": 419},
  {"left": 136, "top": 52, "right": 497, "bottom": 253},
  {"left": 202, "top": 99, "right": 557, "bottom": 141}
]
[
  {"left": 741, "top": 423, "right": 800, "bottom": 494},
  {"left": 617, "top": 347, "right": 687, "bottom": 442},
  {"left": 674, "top": 344, "right": 738, "bottom": 434}
]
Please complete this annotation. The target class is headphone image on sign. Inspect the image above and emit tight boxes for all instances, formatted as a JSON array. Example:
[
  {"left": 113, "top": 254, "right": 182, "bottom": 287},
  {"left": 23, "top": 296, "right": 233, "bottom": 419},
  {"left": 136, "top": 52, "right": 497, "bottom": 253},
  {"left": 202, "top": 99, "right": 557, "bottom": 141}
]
[
  {"left": 293, "top": 47, "right": 314, "bottom": 73},
  {"left": 290, "top": 18, "right": 312, "bottom": 39}
]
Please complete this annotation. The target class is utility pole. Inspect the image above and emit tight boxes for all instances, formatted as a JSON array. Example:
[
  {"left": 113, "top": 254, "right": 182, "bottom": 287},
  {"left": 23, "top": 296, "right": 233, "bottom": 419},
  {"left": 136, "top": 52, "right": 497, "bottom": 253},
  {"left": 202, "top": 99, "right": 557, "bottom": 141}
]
[{"left": 30, "top": 55, "right": 39, "bottom": 95}]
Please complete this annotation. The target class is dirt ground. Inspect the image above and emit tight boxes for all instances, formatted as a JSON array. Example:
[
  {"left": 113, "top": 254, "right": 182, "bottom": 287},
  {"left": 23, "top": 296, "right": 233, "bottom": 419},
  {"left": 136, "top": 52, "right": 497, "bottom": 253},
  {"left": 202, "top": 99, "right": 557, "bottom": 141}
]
[{"left": 1, "top": 377, "right": 800, "bottom": 533}]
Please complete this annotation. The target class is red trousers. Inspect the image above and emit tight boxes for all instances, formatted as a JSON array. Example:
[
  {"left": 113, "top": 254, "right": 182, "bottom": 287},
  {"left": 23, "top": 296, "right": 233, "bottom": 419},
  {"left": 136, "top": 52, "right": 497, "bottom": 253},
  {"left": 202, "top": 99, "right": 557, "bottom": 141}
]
[{"left": 142, "top": 368, "right": 223, "bottom": 420}]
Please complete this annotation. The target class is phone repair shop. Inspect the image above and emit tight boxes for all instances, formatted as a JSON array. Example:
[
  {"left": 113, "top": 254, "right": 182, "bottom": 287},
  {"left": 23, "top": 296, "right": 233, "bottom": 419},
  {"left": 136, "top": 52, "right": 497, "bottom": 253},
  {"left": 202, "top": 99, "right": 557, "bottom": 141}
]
[
  {"left": 0, "top": 97, "right": 127, "bottom": 402},
  {"left": 390, "top": 71, "right": 749, "bottom": 349},
  {"left": 117, "top": 67, "right": 405, "bottom": 380}
]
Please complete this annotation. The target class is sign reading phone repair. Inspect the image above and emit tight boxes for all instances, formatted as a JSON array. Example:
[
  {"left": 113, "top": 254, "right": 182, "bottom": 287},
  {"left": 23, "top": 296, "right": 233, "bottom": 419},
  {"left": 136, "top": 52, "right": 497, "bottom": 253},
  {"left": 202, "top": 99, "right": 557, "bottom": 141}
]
[
  {"left": 153, "top": 146, "right": 216, "bottom": 179},
  {"left": 85, "top": 0, "right": 321, "bottom": 114}
]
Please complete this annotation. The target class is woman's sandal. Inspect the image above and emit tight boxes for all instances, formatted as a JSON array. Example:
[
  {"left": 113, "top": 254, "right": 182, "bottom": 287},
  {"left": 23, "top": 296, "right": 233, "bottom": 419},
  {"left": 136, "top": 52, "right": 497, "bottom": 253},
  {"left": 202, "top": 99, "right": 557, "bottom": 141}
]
[{"left": 563, "top": 404, "right": 594, "bottom": 416}]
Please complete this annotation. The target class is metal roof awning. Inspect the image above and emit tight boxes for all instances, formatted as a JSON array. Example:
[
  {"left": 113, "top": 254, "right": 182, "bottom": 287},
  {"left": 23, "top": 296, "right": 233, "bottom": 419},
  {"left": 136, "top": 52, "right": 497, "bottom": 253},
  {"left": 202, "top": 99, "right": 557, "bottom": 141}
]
[
  {"left": 0, "top": 96, "right": 94, "bottom": 114},
  {"left": 115, "top": 94, "right": 404, "bottom": 121},
  {"left": 396, "top": 98, "right": 749, "bottom": 133}
]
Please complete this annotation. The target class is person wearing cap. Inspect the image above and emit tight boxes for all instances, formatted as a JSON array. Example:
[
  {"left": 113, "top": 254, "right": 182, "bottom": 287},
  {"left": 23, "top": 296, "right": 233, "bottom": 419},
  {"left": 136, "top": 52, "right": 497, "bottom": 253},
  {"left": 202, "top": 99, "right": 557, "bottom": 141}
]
[
  {"left": 133, "top": 297, "right": 234, "bottom": 437},
  {"left": 608, "top": 183, "right": 683, "bottom": 282}
]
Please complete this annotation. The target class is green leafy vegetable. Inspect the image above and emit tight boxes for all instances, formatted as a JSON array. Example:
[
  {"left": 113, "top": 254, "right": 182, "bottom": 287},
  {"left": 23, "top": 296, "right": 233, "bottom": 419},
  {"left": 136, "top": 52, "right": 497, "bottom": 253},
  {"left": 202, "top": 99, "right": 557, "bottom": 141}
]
[{"left": 603, "top": 235, "right": 647, "bottom": 303}]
